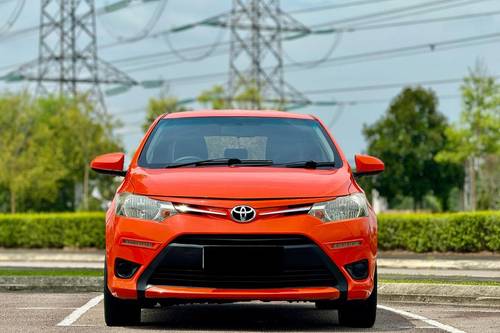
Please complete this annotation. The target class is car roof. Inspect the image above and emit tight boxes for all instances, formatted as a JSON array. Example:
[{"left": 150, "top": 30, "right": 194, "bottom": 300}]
[{"left": 163, "top": 109, "right": 315, "bottom": 120}]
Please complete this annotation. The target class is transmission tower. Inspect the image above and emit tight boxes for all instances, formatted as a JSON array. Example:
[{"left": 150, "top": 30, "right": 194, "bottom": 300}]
[
  {"left": 219, "top": 0, "right": 310, "bottom": 109},
  {"left": 6, "top": 0, "right": 136, "bottom": 112}
]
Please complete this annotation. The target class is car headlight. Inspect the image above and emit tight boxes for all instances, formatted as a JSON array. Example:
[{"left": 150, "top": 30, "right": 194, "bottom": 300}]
[
  {"left": 308, "top": 193, "right": 369, "bottom": 222},
  {"left": 115, "top": 193, "right": 177, "bottom": 222}
]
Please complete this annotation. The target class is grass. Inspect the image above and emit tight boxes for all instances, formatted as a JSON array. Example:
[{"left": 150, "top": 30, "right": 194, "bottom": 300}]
[
  {"left": 0, "top": 268, "right": 102, "bottom": 277},
  {"left": 0, "top": 269, "right": 499, "bottom": 287}
]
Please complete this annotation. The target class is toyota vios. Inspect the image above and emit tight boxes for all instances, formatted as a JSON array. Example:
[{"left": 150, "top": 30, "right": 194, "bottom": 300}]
[{"left": 91, "top": 110, "right": 384, "bottom": 327}]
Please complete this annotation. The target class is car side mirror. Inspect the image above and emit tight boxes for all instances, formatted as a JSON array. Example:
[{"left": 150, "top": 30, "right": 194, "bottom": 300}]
[
  {"left": 90, "top": 152, "right": 126, "bottom": 177},
  {"left": 354, "top": 154, "right": 384, "bottom": 177}
]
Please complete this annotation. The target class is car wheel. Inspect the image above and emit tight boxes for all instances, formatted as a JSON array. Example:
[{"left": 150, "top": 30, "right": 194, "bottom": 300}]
[
  {"left": 337, "top": 269, "right": 377, "bottom": 328},
  {"left": 104, "top": 265, "right": 141, "bottom": 326}
]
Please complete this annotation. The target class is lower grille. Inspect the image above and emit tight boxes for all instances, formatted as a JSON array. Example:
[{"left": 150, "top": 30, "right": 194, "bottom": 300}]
[
  {"left": 149, "top": 268, "right": 334, "bottom": 289},
  {"left": 146, "top": 235, "right": 337, "bottom": 289}
]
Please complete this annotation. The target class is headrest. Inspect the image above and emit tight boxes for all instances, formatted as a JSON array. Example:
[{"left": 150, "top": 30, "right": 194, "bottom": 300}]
[{"left": 224, "top": 148, "right": 248, "bottom": 160}]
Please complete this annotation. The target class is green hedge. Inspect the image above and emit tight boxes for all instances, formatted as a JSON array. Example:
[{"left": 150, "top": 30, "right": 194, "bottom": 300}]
[
  {"left": 378, "top": 211, "right": 500, "bottom": 252},
  {"left": 0, "top": 211, "right": 499, "bottom": 252},
  {"left": 0, "top": 212, "right": 105, "bottom": 249}
]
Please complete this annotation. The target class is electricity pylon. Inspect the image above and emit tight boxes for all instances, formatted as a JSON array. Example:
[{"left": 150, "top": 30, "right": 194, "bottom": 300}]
[
  {"left": 220, "top": 0, "right": 311, "bottom": 109},
  {"left": 6, "top": 0, "right": 136, "bottom": 112}
]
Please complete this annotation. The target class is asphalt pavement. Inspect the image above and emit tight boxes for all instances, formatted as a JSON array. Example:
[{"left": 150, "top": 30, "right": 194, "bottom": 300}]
[{"left": 1, "top": 291, "right": 499, "bottom": 332}]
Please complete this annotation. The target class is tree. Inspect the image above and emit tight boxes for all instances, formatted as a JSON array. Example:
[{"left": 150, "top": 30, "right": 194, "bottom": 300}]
[
  {"left": 436, "top": 63, "right": 500, "bottom": 210},
  {"left": 363, "top": 87, "right": 462, "bottom": 210},
  {"left": 197, "top": 84, "right": 265, "bottom": 110},
  {"left": 36, "top": 95, "right": 123, "bottom": 211},
  {"left": 0, "top": 92, "right": 65, "bottom": 213},
  {"left": 142, "top": 95, "right": 187, "bottom": 132},
  {"left": 0, "top": 92, "right": 122, "bottom": 213},
  {"left": 197, "top": 85, "right": 229, "bottom": 109}
]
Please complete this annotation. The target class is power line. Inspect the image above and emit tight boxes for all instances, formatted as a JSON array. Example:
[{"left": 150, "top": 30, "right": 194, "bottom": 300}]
[
  {"left": 110, "top": 40, "right": 231, "bottom": 66},
  {"left": 98, "top": 0, "right": 168, "bottom": 43},
  {"left": 311, "top": 0, "right": 485, "bottom": 29},
  {"left": 0, "top": 0, "right": 25, "bottom": 36},
  {"left": 161, "top": 19, "right": 227, "bottom": 62},
  {"left": 101, "top": 30, "right": 500, "bottom": 92},
  {"left": 342, "top": 10, "right": 500, "bottom": 32},
  {"left": 6, "top": 5, "right": 495, "bottom": 74},
  {"left": 3, "top": 0, "right": 137, "bottom": 113},
  {"left": 288, "top": 0, "right": 400, "bottom": 14},
  {"left": 104, "top": 8, "right": 500, "bottom": 73},
  {"left": 99, "top": 11, "right": 229, "bottom": 49},
  {"left": 111, "top": 93, "right": 463, "bottom": 133},
  {"left": 302, "top": 77, "right": 500, "bottom": 95},
  {"left": 99, "top": 0, "right": 470, "bottom": 50},
  {"left": 0, "top": 0, "right": 165, "bottom": 42},
  {"left": 116, "top": 27, "right": 500, "bottom": 75},
  {"left": 285, "top": 31, "right": 500, "bottom": 70}
]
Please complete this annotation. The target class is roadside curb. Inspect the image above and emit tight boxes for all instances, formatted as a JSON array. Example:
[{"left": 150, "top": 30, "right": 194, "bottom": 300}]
[
  {"left": 379, "top": 282, "right": 500, "bottom": 307},
  {"left": 0, "top": 276, "right": 102, "bottom": 292},
  {"left": 1, "top": 277, "right": 500, "bottom": 307}
]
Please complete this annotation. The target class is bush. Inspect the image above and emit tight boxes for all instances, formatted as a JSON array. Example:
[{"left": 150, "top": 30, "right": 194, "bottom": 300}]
[
  {"left": 0, "top": 212, "right": 105, "bottom": 249},
  {"left": 378, "top": 211, "right": 500, "bottom": 252},
  {"left": 0, "top": 211, "right": 499, "bottom": 252}
]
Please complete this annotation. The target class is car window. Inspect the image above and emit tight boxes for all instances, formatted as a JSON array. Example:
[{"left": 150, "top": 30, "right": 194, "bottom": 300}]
[{"left": 138, "top": 117, "right": 341, "bottom": 168}]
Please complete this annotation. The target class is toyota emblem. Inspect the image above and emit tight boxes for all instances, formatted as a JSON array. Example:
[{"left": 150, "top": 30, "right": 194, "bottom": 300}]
[{"left": 230, "top": 205, "right": 256, "bottom": 223}]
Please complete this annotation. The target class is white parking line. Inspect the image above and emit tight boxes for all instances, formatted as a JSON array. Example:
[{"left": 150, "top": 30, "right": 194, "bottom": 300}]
[
  {"left": 52, "top": 296, "right": 470, "bottom": 330},
  {"left": 56, "top": 294, "right": 103, "bottom": 327},
  {"left": 378, "top": 304, "right": 466, "bottom": 333}
]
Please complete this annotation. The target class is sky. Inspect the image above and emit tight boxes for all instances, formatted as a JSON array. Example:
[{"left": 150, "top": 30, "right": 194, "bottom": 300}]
[{"left": 1, "top": 0, "right": 499, "bottom": 160}]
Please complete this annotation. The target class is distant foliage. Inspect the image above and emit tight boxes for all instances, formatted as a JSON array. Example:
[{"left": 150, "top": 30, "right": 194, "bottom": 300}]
[
  {"left": 142, "top": 95, "right": 187, "bottom": 132},
  {"left": 363, "top": 87, "right": 463, "bottom": 210},
  {"left": 0, "top": 92, "right": 122, "bottom": 213},
  {"left": 0, "top": 212, "right": 105, "bottom": 248},
  {"left": 436, "top": 63, "right": 500, "bottom": 210},
  {"left": 197, "top": 84, "right": 266, "bottom": 110},
  {"left": 0, "top": 212, "right": 499, "bottom": 252},
  {"left": 197, "top": 85, "right": 228, "bottom": 109},
  {"left": 378, "top": 211, "right": 500, "bottom": 252}
]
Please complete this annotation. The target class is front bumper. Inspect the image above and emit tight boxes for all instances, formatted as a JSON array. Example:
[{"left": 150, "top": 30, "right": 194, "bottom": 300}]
[
  {"left": 106, "top": 209, "right": 377, "bottom": 302},
  {"left": 144, "top": 285, "right": 340, "bottom": 301}
]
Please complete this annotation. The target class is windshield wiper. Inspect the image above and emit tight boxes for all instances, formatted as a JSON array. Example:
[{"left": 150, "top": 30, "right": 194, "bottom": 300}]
[
  {"left": 165, "top": 158, "right": 274, "bottom": 168},
  {"left": 277, "top": 160, "right": 336, "bottom": 169}
]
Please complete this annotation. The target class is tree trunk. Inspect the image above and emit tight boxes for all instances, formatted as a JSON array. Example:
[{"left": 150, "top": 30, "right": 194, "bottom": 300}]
[
  {"left": 83, "top": 164, "right": 89, "bottom": 211},
  {"left": 469, "top": 157, "right": 476, "bottom": 211},
  {"left": 10, "top": 189, "right": 16, "bottom": 214},
  {"left": 440, "top": 194, "right": 449, "bottom": 212}
]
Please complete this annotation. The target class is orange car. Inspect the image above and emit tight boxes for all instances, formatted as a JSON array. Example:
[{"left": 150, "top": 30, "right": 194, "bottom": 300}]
[{"left": 91, "top": 110, "right": 384, "bottom": 327}]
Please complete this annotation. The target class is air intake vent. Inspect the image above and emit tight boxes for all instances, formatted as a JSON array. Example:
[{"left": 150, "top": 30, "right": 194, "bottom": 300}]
[{"left": 146, "top": 235, "right": 338, "bottom": 289}]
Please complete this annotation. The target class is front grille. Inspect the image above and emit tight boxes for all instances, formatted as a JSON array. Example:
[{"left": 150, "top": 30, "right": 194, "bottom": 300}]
[
  {"left": 174, "top": 234, "right": 312, "bottom": 246},
  {"left": 146, "top": 235, "right": 338, "bottom": 289}
]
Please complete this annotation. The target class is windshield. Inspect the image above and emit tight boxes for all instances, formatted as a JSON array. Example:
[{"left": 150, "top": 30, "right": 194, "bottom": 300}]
[{"left": 138, "top": 117, "right": 341, "bottom": 168}]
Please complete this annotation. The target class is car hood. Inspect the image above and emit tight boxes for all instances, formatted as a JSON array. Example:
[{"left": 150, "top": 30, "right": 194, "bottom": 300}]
[{"left": 129, "top": 166, "right": 352, "bottom": 199}]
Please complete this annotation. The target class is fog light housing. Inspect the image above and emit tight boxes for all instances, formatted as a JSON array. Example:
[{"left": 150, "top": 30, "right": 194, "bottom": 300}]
[
  {"left": 114, "top": 258, "right": 140, "bottom": 279},
  {"left": 345, "top": 259, "right": 369, "bottom": 280}
]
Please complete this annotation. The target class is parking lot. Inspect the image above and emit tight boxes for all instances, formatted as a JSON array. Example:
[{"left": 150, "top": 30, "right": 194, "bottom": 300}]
[{"left": 1, "top": 292, "right": 499, "bottom": 332}]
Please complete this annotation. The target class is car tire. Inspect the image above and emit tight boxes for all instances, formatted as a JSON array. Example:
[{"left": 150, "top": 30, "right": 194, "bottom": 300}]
[
  {"left": 337, "top": 269, "right": 377, "bottom": 328},
  {"left": 104, "top": 266, "right": 141, "bottom": 326}
]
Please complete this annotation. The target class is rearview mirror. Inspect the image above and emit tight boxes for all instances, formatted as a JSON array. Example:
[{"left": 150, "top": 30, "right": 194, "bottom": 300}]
[
  {"left": 354, "top": 154, "right": 384, "bottom": 177},
  {"left": 90, "top": 153, "right": 126, "bottom": 177}
]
